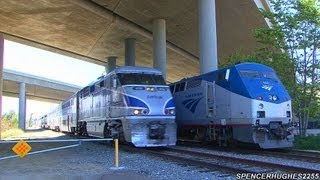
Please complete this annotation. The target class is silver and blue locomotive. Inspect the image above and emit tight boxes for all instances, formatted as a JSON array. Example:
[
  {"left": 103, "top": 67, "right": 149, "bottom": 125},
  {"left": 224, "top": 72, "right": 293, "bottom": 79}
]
[
  {"left": 170, "top": 62, "right": 294, "bottom": 149},
  {"left": 43, "top": 66, "right": 177, "bottom": 147}
]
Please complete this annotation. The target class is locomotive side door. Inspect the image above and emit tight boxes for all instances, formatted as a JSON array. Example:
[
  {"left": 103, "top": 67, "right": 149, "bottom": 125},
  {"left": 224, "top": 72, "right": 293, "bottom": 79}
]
[
  {"left": 206, "top": 81, "right": 215, "bottom": 118},
  {"left": 215, "top": 69, "right": 231, "bottom": 119},
  {"left": 102, "top": 77, "right": 110, "bottom": 118},
  {"left": 109, "top": 75, "right": 122, "bottom": 117}
]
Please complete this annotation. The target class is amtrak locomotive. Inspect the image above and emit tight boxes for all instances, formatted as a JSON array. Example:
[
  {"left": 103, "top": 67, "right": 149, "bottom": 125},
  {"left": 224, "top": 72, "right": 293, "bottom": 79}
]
[
  {"left": 41, "top": 66, "right": 177, "bottom": 147},
  {"left": 170, "top": 62, "right": 294, "bottom": 149}
]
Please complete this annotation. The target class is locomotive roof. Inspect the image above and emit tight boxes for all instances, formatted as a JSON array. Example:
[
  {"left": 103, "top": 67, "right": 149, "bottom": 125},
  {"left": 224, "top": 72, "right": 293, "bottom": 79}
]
[
  {"left": 113, "top": 66, "right": 163, "bottom": 75},
  {"left": 172, "top": 62, "right": 274, "bottom": 84},
  {"left": 233, "top": 62, "right": 274, "bottom": 72}
]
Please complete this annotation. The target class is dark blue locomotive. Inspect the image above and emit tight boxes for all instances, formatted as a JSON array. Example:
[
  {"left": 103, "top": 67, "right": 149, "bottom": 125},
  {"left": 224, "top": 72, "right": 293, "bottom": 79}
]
[
  {"left": 170, "top": 62, "right": 294, "bottom": 149},
  {"left": 41, "top": 66, "right": 176, "bottom": 147}
]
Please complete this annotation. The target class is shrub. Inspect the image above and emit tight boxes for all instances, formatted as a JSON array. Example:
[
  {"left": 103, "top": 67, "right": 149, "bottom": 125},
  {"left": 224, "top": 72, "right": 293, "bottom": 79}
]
[{"left": 294, "top": 136, "right": 320, "bottom": 150}]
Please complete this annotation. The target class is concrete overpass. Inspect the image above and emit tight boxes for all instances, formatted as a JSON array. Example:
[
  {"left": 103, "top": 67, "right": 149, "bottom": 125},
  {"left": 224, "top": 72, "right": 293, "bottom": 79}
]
[
  {"left": 2, "top": 69, "right": 81, "bottom": 131},
  {"left": 3, "top": 69, "right": 81, "bottom": 103}
]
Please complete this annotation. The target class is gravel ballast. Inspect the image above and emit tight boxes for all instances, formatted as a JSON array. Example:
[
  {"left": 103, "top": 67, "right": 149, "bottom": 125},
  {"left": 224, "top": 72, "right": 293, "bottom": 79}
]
[{"left": 0, "top": 130, "right": 228, "bottom": 180}]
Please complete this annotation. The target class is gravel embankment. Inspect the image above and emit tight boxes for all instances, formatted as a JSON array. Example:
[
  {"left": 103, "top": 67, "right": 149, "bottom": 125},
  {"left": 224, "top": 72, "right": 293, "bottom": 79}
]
[{"left": 0, "top": 130, "right": 230, "bottom": 180}]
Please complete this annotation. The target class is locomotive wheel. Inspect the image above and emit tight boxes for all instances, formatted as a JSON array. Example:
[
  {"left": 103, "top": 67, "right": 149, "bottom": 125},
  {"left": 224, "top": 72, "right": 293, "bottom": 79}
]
[{"left": 193, "top": 127, "right": 207, "bottom": 142}]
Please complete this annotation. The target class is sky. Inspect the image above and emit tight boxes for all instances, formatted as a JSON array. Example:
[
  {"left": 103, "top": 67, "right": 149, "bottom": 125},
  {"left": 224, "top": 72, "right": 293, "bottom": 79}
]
[{"left": 2, "top": 40, "right": 105, "bottom": 118}]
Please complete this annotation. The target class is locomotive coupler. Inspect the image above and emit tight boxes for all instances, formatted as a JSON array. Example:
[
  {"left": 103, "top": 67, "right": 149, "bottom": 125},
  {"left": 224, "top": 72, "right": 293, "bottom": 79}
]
[{"left": 148, "top": 122, "right": 165, "bottom": 139}]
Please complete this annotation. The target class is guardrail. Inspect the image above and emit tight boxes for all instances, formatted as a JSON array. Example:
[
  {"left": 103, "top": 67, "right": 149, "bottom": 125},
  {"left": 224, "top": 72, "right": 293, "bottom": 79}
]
[{"left": 0, "top": 138, "right": 120, "bottom": 169}]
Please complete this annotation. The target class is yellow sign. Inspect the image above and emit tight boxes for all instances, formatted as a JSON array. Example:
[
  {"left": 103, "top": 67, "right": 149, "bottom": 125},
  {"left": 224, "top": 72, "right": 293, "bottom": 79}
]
[{"left": 12, "top": 140, "right": 32, "bottom": 158}]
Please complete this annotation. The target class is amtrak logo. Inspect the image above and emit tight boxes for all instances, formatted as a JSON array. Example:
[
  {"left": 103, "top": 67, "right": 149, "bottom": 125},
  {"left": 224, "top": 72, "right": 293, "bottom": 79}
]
[
  {"left": 262, "top": 85, "right": 273, "bottom": 91},
  {"left": 182, "top": 97, "right": 203, "bottom": 113}
]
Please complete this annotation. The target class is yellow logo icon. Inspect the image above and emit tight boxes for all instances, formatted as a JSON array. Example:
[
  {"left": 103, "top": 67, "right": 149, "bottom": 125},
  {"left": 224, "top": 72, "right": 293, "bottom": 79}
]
[{"left": 12, "top": 140, "right": 32, "bottom": 158}]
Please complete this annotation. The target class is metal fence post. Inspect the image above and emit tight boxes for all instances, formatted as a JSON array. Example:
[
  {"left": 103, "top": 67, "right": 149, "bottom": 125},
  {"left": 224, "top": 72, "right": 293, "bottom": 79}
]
[{"left": 114, "top": 138, "right": 119, "bottom": 168}]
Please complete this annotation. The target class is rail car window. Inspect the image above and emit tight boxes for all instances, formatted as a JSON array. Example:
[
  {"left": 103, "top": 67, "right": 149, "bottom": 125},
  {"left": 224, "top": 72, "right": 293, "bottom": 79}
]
[
  {"left": 218, "top": 71, "right": 227, "bottom": 81},
  {"left": 62, "top": 101, "right": 71, "bottom": 109},
  {"left": 118, "top": 73, "right": 166, "bottom": 85},
  {"left": 81, "top": 87, "right": 90, "bottom": 98},
  {"left": 99, "top": 81, "right": 105, "bottom": 87},
  {"left": 90, "top": 85, "right": 95, "bottom": 93},
  {"left": 239, "top": 70, "right": 260, "bottom": 78}
]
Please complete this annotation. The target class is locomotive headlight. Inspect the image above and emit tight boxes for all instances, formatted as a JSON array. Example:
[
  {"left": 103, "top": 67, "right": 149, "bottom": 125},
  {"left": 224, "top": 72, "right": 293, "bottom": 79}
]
[
  {"left": 269, "top": 95, "right": 278, "bottom": 101},
  {"left": 133, "top": 109, "right": 141, "bottom": 115},
  {"left": 146, "top": 87, "right": 156, "bottom": 92},
  {"left": 272, "top": 95, "right": 278, "bottom": 101},
  {"left": 132, "top": 108, "right": 149, "bottom": 115},
  {"left": 165, "top": 108, "right": 175, "bottom": 115},
  {"left": 258, "top": 103, "right": 264, "bottom": 109}
]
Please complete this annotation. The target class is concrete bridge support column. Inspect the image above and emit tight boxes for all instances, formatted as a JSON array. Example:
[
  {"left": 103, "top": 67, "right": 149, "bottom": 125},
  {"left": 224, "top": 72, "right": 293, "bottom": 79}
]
[
  {"left": 152, "top": 19, "right": 166, "bottom": 79},
  {"left": 199, "top": 0, "right": 218, "bottom": 74},
  {"left": 0, "top": 34, "right": 3, "bottom": 139},
  {"left": 19, "top": 82, "right": 26, "bottom": 130},
  {"left": 125, "top": 38, "right": 136, "bottom": 66},
  {"left": 105, "top": 56, "right": 117, "bottom": 74}
]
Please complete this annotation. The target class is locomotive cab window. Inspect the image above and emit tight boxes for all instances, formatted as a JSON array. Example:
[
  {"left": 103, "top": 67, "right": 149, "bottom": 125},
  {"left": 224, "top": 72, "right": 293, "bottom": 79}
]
[
  {"left": 262, "top": 71, "right": 278, "bottom": 80},
  {"left": 239, "top": 70, "right": 260, "bottom": 78},
  {"left": 174, "top": 82, "right": 186, "bottom": 93},
  {"left": 169, "top": 85, "right": 175, "bottom": 93},
  {"left": 118, "top": 73, "right": 166, "bottom": 85}
]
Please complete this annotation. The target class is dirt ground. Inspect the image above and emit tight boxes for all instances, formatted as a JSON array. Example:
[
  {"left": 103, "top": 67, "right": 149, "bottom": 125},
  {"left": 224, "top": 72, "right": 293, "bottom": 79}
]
[{"left": 0, "top": 129, "right": 150, "bottom": 180}]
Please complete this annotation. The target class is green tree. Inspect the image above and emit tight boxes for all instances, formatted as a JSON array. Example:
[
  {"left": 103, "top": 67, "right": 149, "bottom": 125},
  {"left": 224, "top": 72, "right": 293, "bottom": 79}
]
[
  {"left": 2, "top": 110, "right": 18, "bottom": 128},
  {"left": 254, "top": 0, "right": 320, "bottom": 136}
]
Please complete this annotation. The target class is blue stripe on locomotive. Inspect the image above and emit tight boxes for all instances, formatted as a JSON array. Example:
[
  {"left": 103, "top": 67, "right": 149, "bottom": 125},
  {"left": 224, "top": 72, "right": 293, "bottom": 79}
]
[
  {"left": 165, "top": 98, "right": 175, "bottom": 108},
  {"left": 200, "top": 63, "right": 291, "bottom": 104},
  {"left": 124, "top": 95, "right": 149, "bottom": 109}
]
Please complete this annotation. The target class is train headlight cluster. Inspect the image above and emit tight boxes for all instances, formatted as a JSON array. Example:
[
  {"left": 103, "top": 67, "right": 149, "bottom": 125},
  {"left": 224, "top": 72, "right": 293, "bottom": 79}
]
[
  {"left": 146, "top": 87, "right": 156, "bottom": 92},
  {"left": 268, "top": 95, "right": 278, "bottom": 101},
  {"left": 132, "top": 108, "right": 149, "bottom": 115},
  {"left": 165, "top": 108, "right": 175, "bottom": 115}
]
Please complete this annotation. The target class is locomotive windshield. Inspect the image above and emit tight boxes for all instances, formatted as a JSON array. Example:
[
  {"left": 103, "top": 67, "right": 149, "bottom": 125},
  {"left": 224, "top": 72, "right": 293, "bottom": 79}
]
[
  {"left": 239, "top": 70, "right": 260, "bottom": 78},
  {"left": 118, "top": 73, "right": 166, "bottom": 85},
  {"left": 239, "top": 70, "right": 278, "bottom": 80},
  {"left": 261, "top": 71, "right": 278, "bottom": 80}
]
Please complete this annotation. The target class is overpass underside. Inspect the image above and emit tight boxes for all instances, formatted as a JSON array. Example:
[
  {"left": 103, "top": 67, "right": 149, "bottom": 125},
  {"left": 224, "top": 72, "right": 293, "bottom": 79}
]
[
  {"left": 0, "top": 0, "right": 270, "bottom": 83},
  {"left": 3, "top": 80, "right": 74, "bottom": 103}
]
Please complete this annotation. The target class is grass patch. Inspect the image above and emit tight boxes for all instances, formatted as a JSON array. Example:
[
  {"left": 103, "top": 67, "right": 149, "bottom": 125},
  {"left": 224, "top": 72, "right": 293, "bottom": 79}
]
[
  {"left": 294, "top": 135, "right": 320, "bottom": 150},
  {"left": 1, "top": 128, "right": 24, "bottom": 140}
]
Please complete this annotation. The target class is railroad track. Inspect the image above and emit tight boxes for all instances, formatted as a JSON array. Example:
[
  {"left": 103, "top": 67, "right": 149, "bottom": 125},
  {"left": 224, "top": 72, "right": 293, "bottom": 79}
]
[
  {"left": 172, "top": 147, "right": 319, "bottom": 173},
  {"left": 231, "top": 148, "right": 320, "bottom": 163},
  {"left": 123, "top": 146, "right": 320, "bottom": 175}
]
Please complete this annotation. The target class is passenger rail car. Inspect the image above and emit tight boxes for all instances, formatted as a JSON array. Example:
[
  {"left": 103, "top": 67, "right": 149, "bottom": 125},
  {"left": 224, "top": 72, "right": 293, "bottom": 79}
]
[
  {"left": 170, "top": 62, "right": 294, "bottom": 149},
  {"left": 42, "top": 66, "right": 177, "bottom": 147}
]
